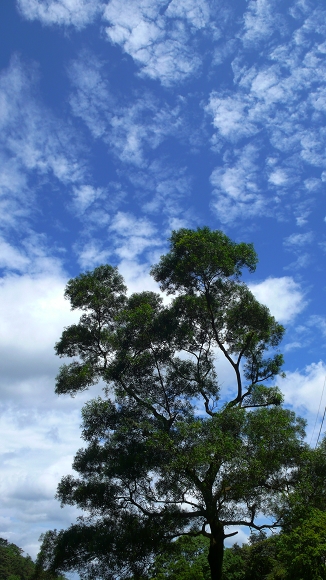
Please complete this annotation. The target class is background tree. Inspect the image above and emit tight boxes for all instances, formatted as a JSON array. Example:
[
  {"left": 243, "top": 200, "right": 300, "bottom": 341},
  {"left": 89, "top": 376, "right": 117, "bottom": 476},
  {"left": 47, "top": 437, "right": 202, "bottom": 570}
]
[
  {"left": 271, "top": 438, "right": 326, "bottom": 580},
  {"left": 144, "top": 536, "right": 246, "bottom": 580},
  {"left": 141, "top": 479, "right": 326, "bottom": 580},
  {"left": 37, "top": 228, "right": 306, "bottom": 580},
  {"left": 279, "top": 437, "right": 326, "bottom": 530},
  {"left": 0, "top": 538, "right": 64, "bottom": 580},
  {"left": 148, "top": 535, "right": 211, "bottom": 580},
  {"left": 276, "top": 510, "right": 326, "bottom": 580}
]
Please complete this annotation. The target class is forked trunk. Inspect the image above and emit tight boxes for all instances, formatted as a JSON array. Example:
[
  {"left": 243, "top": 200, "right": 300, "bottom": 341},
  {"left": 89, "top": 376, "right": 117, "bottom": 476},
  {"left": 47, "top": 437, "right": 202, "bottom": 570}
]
[{"left": 208, "top": 524, "right": 224, "bottom": 580}]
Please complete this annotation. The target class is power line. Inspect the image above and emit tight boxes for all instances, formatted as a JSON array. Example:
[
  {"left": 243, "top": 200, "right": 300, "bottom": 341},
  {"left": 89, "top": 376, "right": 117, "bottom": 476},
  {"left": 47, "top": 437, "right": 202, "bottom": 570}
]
[
  {"left": 315, "top": 375, "right": 326, "bottom": 449},
  {"left": 310, "top": 375, "right": 326, "bottom": 447}
]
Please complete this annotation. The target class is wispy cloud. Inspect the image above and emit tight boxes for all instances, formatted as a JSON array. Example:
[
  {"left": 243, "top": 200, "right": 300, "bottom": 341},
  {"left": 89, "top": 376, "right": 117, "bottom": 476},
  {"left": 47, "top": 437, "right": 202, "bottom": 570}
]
[
  {"left": 206, "top": 93, "right": 259, "bottom": 143},
  {"left": 0, "top": 239, "right": 30, "bottom": 272},
  {"left": 72, "top": 184, "right": 106, "bottom": 215},
  {"left": 0, "top": 54, "right": 111, "bottom": 277},
  {"left": 76, "top": 210, "right": 161, "bottom": 269},
  {"left": 0, "top": 56, "right": 87, "bottom": 228},
  {"left": 206, "top": 4, "right": 326, "bottom": 225},
  {"left": 76, "top": 240, "right": 112, "bottom": 269},
  {"left": 283, "top": 231, "right": 314, "bottom": 270},
  {"left": 284, "top": 231, "right": 314, "bottom": 248},
  {"left": 16, "top": 0, "right": 103, "bottom": 29},
  {"left": 242, "top": 0, "right": 288, "bottom": 47},
  {"left": 109, "top": 211, "right": 161, "bottom": 261},
  {"left": 68, "top": 52, "right": 193, "bottom": 226},
  {"left": 210, "top": 145, "right": 266, "bottom": 224},
  {"left": 308, "top": 315, "right": 326, "bottom": 338},
  {"left": 16, "top": 0, "right": 234, "bottom": 85},
  {"left": 128, "top": 159, "right": 192, "bottom": 223},
  {"left": 68, "top": 53, "right": 113, "bottom": 140},
  {"left": 68, "top": 52, "right": 184, "bottom": 166}
]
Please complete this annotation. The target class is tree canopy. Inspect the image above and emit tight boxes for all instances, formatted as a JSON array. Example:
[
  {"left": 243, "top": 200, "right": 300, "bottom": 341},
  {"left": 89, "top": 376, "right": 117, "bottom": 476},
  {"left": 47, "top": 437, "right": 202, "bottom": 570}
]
[
  {"left": 144, "top": 504, "right": 326, "bottom": 580},
  {"left": 0, "top": 537, "right": 65, "bottom": 580},
  {"left": 37, "top": 227, "right": 307, "bottom": 580}
]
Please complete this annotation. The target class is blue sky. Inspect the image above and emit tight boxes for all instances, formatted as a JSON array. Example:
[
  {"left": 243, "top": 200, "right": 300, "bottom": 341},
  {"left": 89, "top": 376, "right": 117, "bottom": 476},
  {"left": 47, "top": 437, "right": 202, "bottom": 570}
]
[{"left": 1, "top": 0, "right": 326, "bottom": 561}]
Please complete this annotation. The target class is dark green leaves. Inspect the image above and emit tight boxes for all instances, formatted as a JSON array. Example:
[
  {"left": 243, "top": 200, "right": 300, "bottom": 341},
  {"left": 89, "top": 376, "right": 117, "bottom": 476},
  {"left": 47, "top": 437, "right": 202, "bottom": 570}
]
[
  {"left": 55, "top": 362, "right": 97, "bottom": 395},
  {"left": 64, "top": 265, "right": 127, "bottom": 312},
  {"left": 151, "top": 227, "right": 258, "bottom": 294}
]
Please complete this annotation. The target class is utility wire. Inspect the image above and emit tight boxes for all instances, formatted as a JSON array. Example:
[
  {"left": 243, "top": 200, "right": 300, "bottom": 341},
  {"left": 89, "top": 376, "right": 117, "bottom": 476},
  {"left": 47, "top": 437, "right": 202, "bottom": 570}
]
[
  {"left": 310, "top": 375, "right": 326, "bottom": 447},
  {"left": 315, "top": 375, "right": 326, "bottom": 449}
]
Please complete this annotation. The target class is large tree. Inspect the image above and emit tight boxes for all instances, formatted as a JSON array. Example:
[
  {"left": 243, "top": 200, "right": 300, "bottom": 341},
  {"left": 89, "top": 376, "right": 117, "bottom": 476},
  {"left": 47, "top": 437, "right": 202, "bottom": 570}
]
[{"left": 38, "top": 227, "right": 306, "bottom": 580}]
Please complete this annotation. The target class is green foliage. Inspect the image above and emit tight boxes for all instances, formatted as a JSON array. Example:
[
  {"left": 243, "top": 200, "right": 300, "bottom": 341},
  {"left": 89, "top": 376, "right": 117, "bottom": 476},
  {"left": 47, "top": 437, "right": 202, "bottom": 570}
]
[
  {"left": 150, "top": 227, "right": 258, "bottom": 294},
  {"left": 0, "top": 538, "right": 64, "bottom": 580},
  {"left": 55, "top": 265, "right": 127, "bottom": 396},
  {"left": 39, "top": 227, "right": 307, "bottom": 580},
  {"left": 148, "top": 536, "right": 211, "bottom": 580},
  {"left": 276, "top": 509, "right": 326, "bottom": 580},
  {"left": 222, "top": 545, "right": 248, "bottom": 580},
  {"left": 145, "top": 507, "right": 326, "bottom": 580},
  {"left": 279, "top": 438, "right": 326, "bottom": 531}
]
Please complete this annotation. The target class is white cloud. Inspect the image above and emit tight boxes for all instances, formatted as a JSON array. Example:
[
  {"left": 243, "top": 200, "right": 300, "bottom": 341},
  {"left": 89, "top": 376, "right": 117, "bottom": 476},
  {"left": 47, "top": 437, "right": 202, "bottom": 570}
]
[
  {"left": 16, "top": 0, "right": 103, "bottom": 29},
  {"left": 128, "top": 159, "right": 192, "bottom": 223},
  {"left": 0, "top": 55, "right": 89, "bottom": 240},
  {"left": 109, "top": 211, "right": 161, "bottom": 261},
  {"left": 205, "top": 93, "right": 259, "bottom": 142},
  {"left": 242, "top": 0, "right": 286, "bottom": 46},
  {"left": 308, "top": 315, "right": 326, "bottom": 338},
  {"left": 76, "top": 210, "right": 162, "bottom": 268},
  {"left": 283, "top": 341, "right": 302, "bottom": 353},
  {"left": 210, "top": 145, "right": 266, "bottom": 224},
  {"left": 284, "top": 252, "right": 311, "bottom": 271},
  {"left": 0, "top": 266, "right": 101, "bottom": 557},
  {"left": 103, "top": 0, "right": 209, "bottom": 84},
  {"left": 304, "top": 177, "right": 322, "bottom": 192},
  {"left": 0, "top": 233, "right": 66, "bottom": 278},
  {"left": 281, "top": 361, "right": 326, "bottom": 442},
  {"left": 77, "top": 241, "right": 112, "bottom": 269},
  {"left": 0, "top": 239, "right": 30, "bottom": 271},
  {"left": 68, "top": 52, "right": 113, "bottom": 139},
  {"left": 284, "top": 231, "right": 314, "bottom": 248},
  {"left": 17, "top": 0, "right": 219, "bottom": 86},
  {"left": 268, "top": 168, "right": 289, "bottom": 186},
  {"left": 107, "top": 97, "right": 182, "bottom": 166},
  {"left": 0, "top": 272, "right": 78, "bottom": 385},
  {"left": 205, "top": 6, "right": 326, "bottom": 223},
  {"left": 224, "top": 527, "right": 249, "bottom": 547},
  {"left": 68, "top": 52, "right": 183, "bottom": 166},
  {"left": 249, "top": 277, "right": 307, "bottom": 324},
  {"left": 118, "top": 259, "right": 160, "bottom": 296},
  {"left": 72, "top": 184, "right": 105, "bottom": 214},
  {"left": 0, "top": 402, "right": 88, "bottom": 558}
]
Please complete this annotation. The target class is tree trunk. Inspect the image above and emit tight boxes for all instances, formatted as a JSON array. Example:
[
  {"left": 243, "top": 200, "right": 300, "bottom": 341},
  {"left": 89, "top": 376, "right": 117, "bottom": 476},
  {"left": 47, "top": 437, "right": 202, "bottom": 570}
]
[{"left": 208, "top": 524, "right": 224, "bottom": 580}]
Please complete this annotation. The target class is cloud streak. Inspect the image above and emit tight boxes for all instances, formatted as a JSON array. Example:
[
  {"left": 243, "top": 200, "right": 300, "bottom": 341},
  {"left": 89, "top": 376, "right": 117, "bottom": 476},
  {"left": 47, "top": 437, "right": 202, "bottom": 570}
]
[
  {"left": 68, "top": 52, "right": 184, "bottom": 165},
  {"left": 16, "top": 0, "right": 103, "bottom": 29},
  {"left": 0, "top": 56, "right": 89, "bottom": 238}
]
